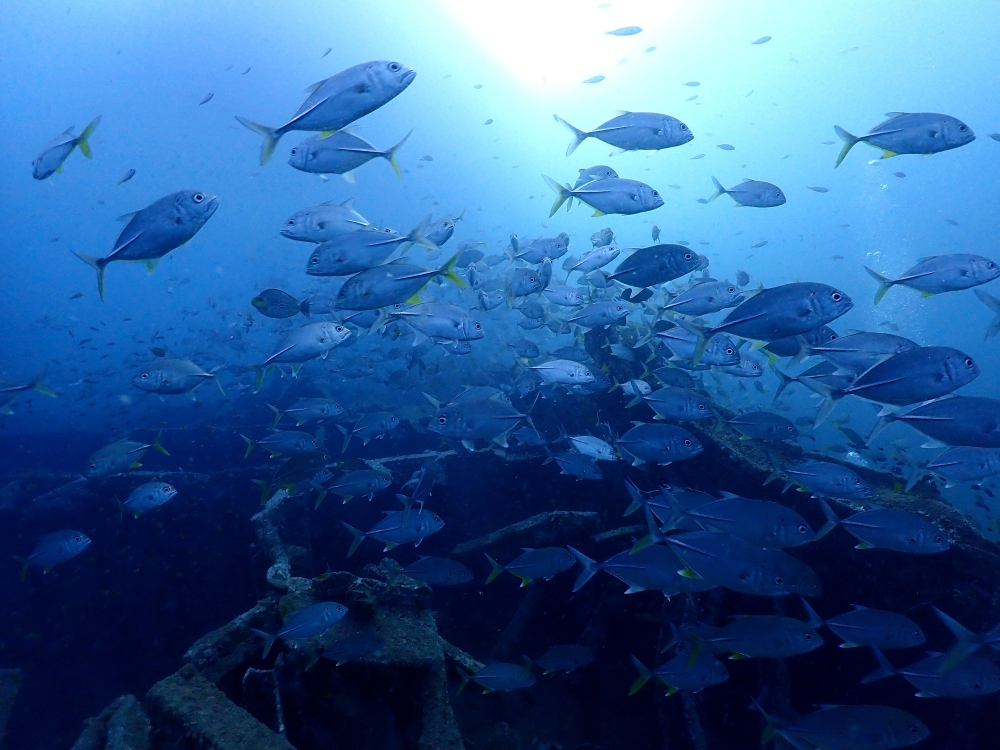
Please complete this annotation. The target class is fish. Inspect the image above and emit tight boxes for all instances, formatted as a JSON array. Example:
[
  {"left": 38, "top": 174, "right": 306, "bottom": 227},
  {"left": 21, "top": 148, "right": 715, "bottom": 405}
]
[
  {"left": 577, "top": 168, "right": 618, "bottom": 190},
  {"left": 800, "top": 599, "right": 925, "bottom": 649},
  {"left": 252, "top": 289, "right": 303, "bottom": 319},
  {"left": 19, "top": 530, "right": 92, "bottom": 577},
  {"left": 236, "top": 60, "right": 416, "bottom": 165},
  {"left": 865, "top": 254, "right": 999, "bottom": 304},
  {"left": 807, "top": 186, "right": 829, "bottom": 192},
  {"left": 531, "top": 359, "right": 594, "bottom": 385},
  {"left": 485, "top": 547, "right": 576, "bottom": 586},
  {"left": 568, "top": 245, "right": 620, "bottom": 274},
  {"left": 665, "top": 491, "right": 817, "bottom": 548},
  {"left": 250, "top": 602, "right": 348, "bottom": 657},
  {"left": 893, "top": 171, "right": 906, "bottom": 177},
  {"left": 552, "top": 112, "right": 693, "bottom": 157},
  {"left": 535, "top": 645, "right": 594, "bottom": 675},
  {"left": 607, "top": 244, "right": 707, "bottom": 287},
  {"left": 752, "top": 35, "right": 771, "bottom": 44},
  {"left": 704, "top": 615, "right": 822, "bottom": 659},
  {"left": 391, "top": 302, "right": 483, "bottom": 343},
  {"left": 546, "top": 451, "right": 602, "bottom": 480},
  {"left": 567, "top": 301, "right": 629, "bottom": 328},
  {"left": 629, "top": 651, "right": 729, "bottom": 695},
  {"left": 834, "top": 112, "right": 975, "bottom": 167},
  {"left": 428, "top": 395, "right": 526, "bottom": 450},
  {"left": 709, "top": 177, "right": 785, "bottom": 207},
  {"left": 565, "top": 433, "right": 617, "bottom": 461},
  {"left": 306, "top": 222, "right": 439, "bottom": 277},
  {"left": 288, "top": 130, "right": 410, "bottom": 180},
  {"left": 32, "top": 116, "right": 101, "bottom": 179},
  {"left": 751, "top": 240, "right": 768, "bottom": 248},
  {"left": 123, "top": 482, "right": 178, "bottom": 516},
  {"left": 132, "top": 359, "right": 222, "bottom": 395},
  {"left": 582, "top": 75, "right": 605, "bottom": 84},
  {"left": 806, "top": 332, "right": 918, "bottom": 374},
  {"left": 333, "top": 255, "right": 466, "bottom": 310},
  {"left": 242, "top": 430, "right": 321, "bottom": 458},
  {"left": 399, "top": 557, "right": 474, "bottom": 586},
  {"left": 456, "top": 661, "right": 536, "bottom": 694},
  {"left": 268, "top": 398, "right": 344, "bottom": 428},
  {"left": 85, "top": 433, "right": 169, "bottom": 477},
  {"left": 606, "top": 26, "right": 642, "bottom": 36},
  {"left": 665, "top": 280, "right": 744, "bottom": 315},
  {"left": 199, "top": 92, "right": 213, "bottom": 105},
  {"left": 544, "top": 176, "right": 663, "bottom": 218},
  {"left": 651, "top": 225, "right": 661, "bottom": 242},
  {"left": 642, "top": 387, "right": 715, "bottom": 422},
  {"left": 753, "top": 702, "right": 928, "bottom": 749},
  {"left": 726, "top": 412, "right": 798, "bottom": 441},
  {"left": 342, "top": 509, "right": 445, "bottom": 556},
  {"left": 320, "top": 630, "right": 385, "bottom": 665},
  {"left": 253, "top": 323, "right": 351, "bottom": 389},
  {"left": 117, "top": 168, "right": 136, "bottom": 184},
  {"left": 72, "top": 190, "right": 219, "bottom": 300},
  {"left": 617, "top": 423, "right": 702, "bottom": 466},
  {"left": 569, "top": 545, "right": 715, "bottom": 596},
  {"left": 338, "top": 412, "right": 399, "bottom": 451},
  {"left": 281, "top": 198, "right": 370, "bottom": 242},
  {"left": 767, "top": 458, "right": 873, "bottom": 500},
  {"left": 870, "top": 396, "right": 1000, "bottom": 448},
  {"left": 717, "top": 143, "right": 735, "bottom": 150},
  {"left": 542, "top": 285, "right": 584, "bottom": 307},
  {"left": 326, "top": 469, "right": 392, "bottom": 505},
  {"left": 862, "top": 647, "right": 1000, "bottom": 698},
  {"left": 817, "top": 500, "right": 949, "bottom": 553},
  {"left": 514, "top": 233, "right": 570, "bottom": 264},
  {"left": 905, "top": 446, "right": 1000, "bottom": 491}
]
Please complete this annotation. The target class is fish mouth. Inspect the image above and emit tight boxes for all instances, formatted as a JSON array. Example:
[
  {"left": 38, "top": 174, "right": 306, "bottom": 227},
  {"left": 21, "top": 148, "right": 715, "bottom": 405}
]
[{"left": 401, "top": 69, "right": 417, "bottom": 87}]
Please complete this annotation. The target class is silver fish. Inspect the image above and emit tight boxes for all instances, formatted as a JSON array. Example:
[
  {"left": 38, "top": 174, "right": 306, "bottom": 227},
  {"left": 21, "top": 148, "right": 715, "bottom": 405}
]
[{"left": 32, "top": 116, "right": 101, "bottom": 179}]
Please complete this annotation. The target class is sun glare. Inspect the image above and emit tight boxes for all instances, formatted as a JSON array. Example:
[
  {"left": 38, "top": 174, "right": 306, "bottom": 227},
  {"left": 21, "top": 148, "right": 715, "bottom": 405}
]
[{"left": 438, "top": 0, "right": 683, "bottom": 87}]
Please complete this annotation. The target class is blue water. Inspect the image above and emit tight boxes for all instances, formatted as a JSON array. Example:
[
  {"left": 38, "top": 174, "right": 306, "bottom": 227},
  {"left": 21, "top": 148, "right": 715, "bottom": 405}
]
[{"left": 3, "top": 1, "right": 1000, "bottom": 748}]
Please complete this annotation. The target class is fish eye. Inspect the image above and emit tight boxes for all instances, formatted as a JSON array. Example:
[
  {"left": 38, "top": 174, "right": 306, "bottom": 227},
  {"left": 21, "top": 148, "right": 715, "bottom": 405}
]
[
  {"left": 684, "top": 439, "right": 692, "bottom": 446},
  {"left": 338, "top": 289, "right": 346, "bottom": 297},
  {"left": 831, "top": 292, "right": 842, "bottom": 301},
  {"left": 290, "top": 148, "right": 296, "bottom": 155},
  {"left": 392, "top": 417, "right": 398, "bottom": 423},
  {"left": 935, "top": 535, "right": 943, "bottom": 543},
  {"left": 475, "top": 322, "right": 482, "bottom": 329},
  {"left": 311, "top": 256, "right": 319, "bottom": 263},
  {"left": 728, "top": 287, "right": 735, "bottom": 293},
  {"left": 652, "top": 190, "right": 659, "bottom": 197},
  {"left": 336, "top": 326, "right": 344, "bottom": 332},
  {"left": 193, "top": 193, "right": 205, "bottom": 203},
  {"left": 389, "top": 62, "right": 401, "bottom": 72},
  {"left": 908, "top": 726, "right": 920, "bottom": 735},
  {"left": 680, "top": 124, "right": 688, "bottom": 131},
  {"left": 585, "top": 370, "right": 592, "bottom": 376},
  {"left": 960, "top": 124, "right": 967, "bottom": 131},
  {"left": 804, "top": 633, "right": 813, "bottom": 640},
  {"left": 855, "top": 478, "right": 861, "bottom": 484},
  {"left": 287, "top": 219, "right": 295, "bottom": 226},
  {"left": 787, "top": 425, "right": 794, "bottom": 431},
  {"left": 90, "top": 463, "right": 97, "bottom": 470},
  {"left": 74, "top": 535, "right": 82, "bottom": 542},
  {"left": 140, "top": 372, "right": 148, "bottom": 379},
  {"left": 726, "top": 348, "right": 734, "bottom": 355},
  {"left": 684, "top": 253, "right": 692, "bottom": 260},
  {"left": 438, "top": 416, "right": 447, "bottom": 424},
  {"left": 698, "top": 403, "right": 706, "bottom": 410},
  {"left": 774, "top": 576, "right": 784, "bottom": 585},
  {"left": 776, "top": 192, "right": 783, "bottom": 199},
  {"left": 965, "top": 357, "right": 974, "bottom": 367},
  {"left": 529, "top": 276, "right": 535, "bottom": 282},
  {"left": 798, "top": 525, "right": 807, "bottom": 533}
]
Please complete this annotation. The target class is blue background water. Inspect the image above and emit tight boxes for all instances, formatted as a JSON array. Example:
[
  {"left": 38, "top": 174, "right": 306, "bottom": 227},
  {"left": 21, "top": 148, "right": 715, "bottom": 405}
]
[{"left": 2, "top": 0, "right": 1000, "bottom": 747}]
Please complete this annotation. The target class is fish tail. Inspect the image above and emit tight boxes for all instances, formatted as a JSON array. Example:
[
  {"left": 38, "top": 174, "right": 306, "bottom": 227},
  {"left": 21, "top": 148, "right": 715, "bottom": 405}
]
[
  {"left": 833, "top": 125, "right": 859, "bottom": 168},
  {"left": 567, "top": 546, "right": 600, "bottom": 592},
  {"left": 241, "top": 434, "right": 255, "bottom": 458},
  {"left": 799, "top": 597, "right": 824, "bottom": 630},
  {"left": 76, "top": 115, "right": 102, "bottom": 159},
  {"left": 253, "top": 366, "right": 267, "bottom": 394},
  {"left": 341, "top": 522, "right": 366, "bottom": 557},
  {"left": 622, "top": 479, "right": 644, "bottom": 516},
  {"left": 628, "top": 655, "right": 652, "bottom": 695},
  {"left": 27, "top": 370, "right": 58, "bottom": 398},
  {"left": 542, "top": 175, "right": 574, "bottom": 218},
  {"left": 771, "top": 366, "right": 795, "bottom": 402},
  {"left": 762, "top": 449, "right": 783, "bottom": 486},
  {"left": 151, "top": 430, "right": 170, "bottom": 456},
  {"left": 235, "top": 116, "right": 282, "bottom": 166},
  {"left": 454, "top": 665, "right": 471, "bottom": 695},
  {"left": 266, "top": 404, "right": 282, "bottom": 430},
  {"left": 708, "top": 176, "right": 726, "bottom": 202},
  {"left": 864, "top": 266, "right": 895, "bottom": 305},
  {"left": 337, "top": 423, "right": 352, "bottom": 453},
  {"left": 814, "top": 499, "right": 840, "bottom": 541},
  {"left": 251, "top": 479, "right": 270, "bottom": 505},
  {"left": 439, "top": 253, "right": 468, "bottom": 288},
  {"left": 903, "top": 457, "right": 928, "bottom": 493},
  {"left": 407, "top": 216, "right": 440, "bottom": 253},
  {"left": 629, "top": 504, "right": 661, "bottom": 553},
  {"left": 553, "top": 114, "right": 588, "bottom": 156},
  {"left": 866, "top": 411, "right": 894, "bottom": 445},
  {"left": 383, "top": 129, "right": 412, "bottom": 179},
  {"left": 933, "top": 607, "right": 981, "bottom": 671},
  {"left": 71, "top": 250, "right": 108, "bottom": 302},
  {"left": 859, "top": 647, "right": 896, "bottom": 684},
  {"left": 298, "top": 298, "right": 312, "bottom": 318},
  {"left": 484, "top": 553, "right": 504, "bottom": 584},
  {"left": 974, "top": 289, "right": 1000, "bottom": 341},
  {"left": 250, "top": 628, "right": 277, "bottom": 659},
  {"left": 313, "top": 486, "right": 328, "bottom": 510}
]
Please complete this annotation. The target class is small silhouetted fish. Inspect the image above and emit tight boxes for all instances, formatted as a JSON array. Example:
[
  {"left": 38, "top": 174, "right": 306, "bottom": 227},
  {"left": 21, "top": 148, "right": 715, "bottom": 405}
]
[
  {"left": 683, "top": 81, "right": 700, "bottom": 86},
  {"left": 69, "top": 292, "right": 83, "bottom": 299},
  {"left": 839, "top": 46, "right": 859, "bottom": 54},
  {"left": 821, "top": 140, "right": 835, "bottom": 145},
  {"left": 691, "top": 154, "right": 705, "bottom": 160},
  {"left": 322, "top": 48, "right": 332, "bottom": 58},
  {"left": 241, "top": 67, "right": 251, "bottom": 74},
  {"left": 752, "top": 240, "right": 768, "bottom": 248},
  {"left": 752, "top": 36, "right": 771, "bottom": 44},
  {"left": 474, "top": 83, "right": 482, "bottom": 89},
  {"left": 717, "top": 144, "right": 734, "bottom": 150},
  {"left": 645, "top": 46, "right": 656, "bottom": 52},
  {"left": 807, "top": 186, "right": 829, "bottom": 192},
  {"left": 484, "top": 118, "right": 493, "bottom": 125},
  {"left": 607, "top": 26, "right": 642, "bottom": 36},
  {"left": 990, "top": 134, "right": 1000, "bottom": 141},
  {"left": 946, "top": 218, "right": 958, "bottom": 226},
  {"left": 696, "top": 198, "right": 708, "bottom": 204},
  {"left": 151, "top": 347, "right": 166, "bottom": 357},
  {"left": 668, "top": 184, "right": 679, "bottom": 189},
  {"left": 840, "top": 223, "right": 850, "bottom": 227},
  {"left": 831, "top": 255, "right": 844, "bottom": 260},
  {"left": 199, "top": 93, "right": 214, "bottom": 105},
  {"left": 118, "top": 168, "right": 136, "bottom": 184},
  {"left": 746, "top": 90, "right": 754, "bottom": 96},
  {"left": 686, "top": 95, "right": 699, "bottom": 101},
  {"left": 893, "top": 171, "right": 906, "bottom": 177},
  {"left": 583, "top": 75, "right": 605, "bottom": 84}
]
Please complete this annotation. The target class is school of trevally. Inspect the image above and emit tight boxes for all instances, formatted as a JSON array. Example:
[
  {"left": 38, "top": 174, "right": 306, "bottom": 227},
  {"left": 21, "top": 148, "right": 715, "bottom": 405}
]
[{"left": 6, "top": 1, "right": 1000, "bottom": 749}]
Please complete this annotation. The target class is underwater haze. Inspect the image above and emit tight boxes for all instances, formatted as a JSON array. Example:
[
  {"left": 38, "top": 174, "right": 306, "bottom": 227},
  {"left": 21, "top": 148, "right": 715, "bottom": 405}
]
[{"left": 4, "top": 0, "right": 1000, "bottom": 748}]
